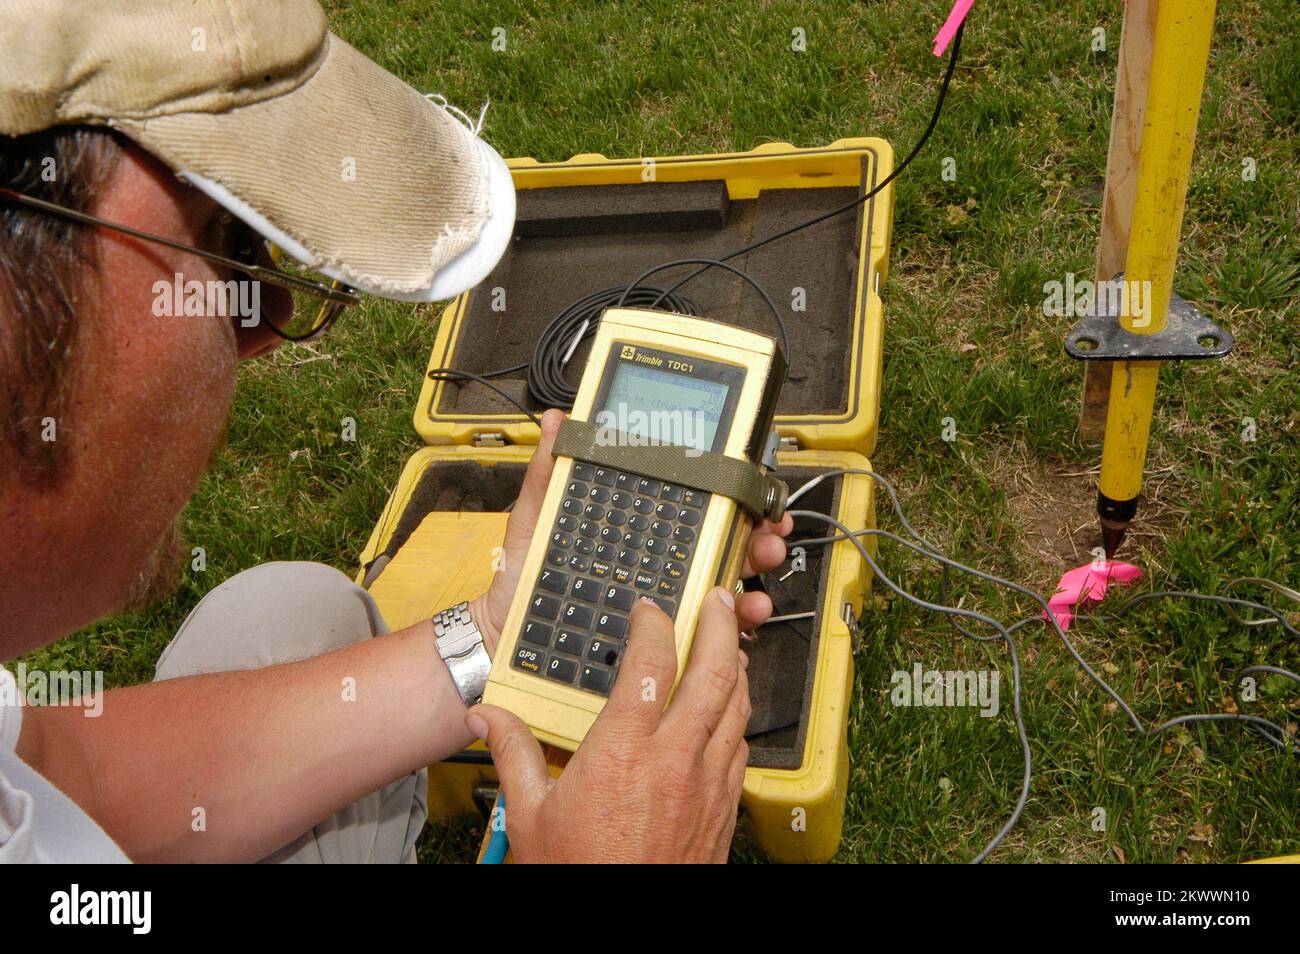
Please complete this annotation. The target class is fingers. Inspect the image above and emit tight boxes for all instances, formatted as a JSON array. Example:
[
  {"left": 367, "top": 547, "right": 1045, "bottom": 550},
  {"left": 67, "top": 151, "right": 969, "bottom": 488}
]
[
  {"left": 727, "top": 735, "right": 749, "bottom": 797},
  {"left": 704, "top": 649, "right": 752, "bottom": 769},
  {"left": 662, "top": 587, "right": 742, "bottom": 746},
  {"left": 502, "top": 409, "right": 565, "bottom": 553},
  {"left": 601, "top": 598, "right": 679, "bottom": 735},
  {"left": 734, "top": 589, "right": 774, "bottom": 633},
  {"left": 467, "top": 704, "right": 550, "bottom": 821},
  {"left": 741, "top": 514, "right": 792, "bottom": 578},
  {"left": 712, "top": 736, "right": 750, "bottom": 862}
]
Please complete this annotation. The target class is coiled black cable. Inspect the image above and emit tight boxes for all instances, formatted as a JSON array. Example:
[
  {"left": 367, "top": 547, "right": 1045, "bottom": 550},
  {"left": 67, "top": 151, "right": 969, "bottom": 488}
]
[
  {"left": 427, "top": 284, "right": 699, "bottom": 416},
  {"left": 527, "top": 283, "right": 701, "bottom": 408}
]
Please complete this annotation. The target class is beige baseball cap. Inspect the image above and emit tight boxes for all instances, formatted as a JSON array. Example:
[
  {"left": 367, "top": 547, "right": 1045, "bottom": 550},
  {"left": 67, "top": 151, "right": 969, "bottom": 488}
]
[{"left": 0, "top": 0, "right": 515, "bottom": 302}]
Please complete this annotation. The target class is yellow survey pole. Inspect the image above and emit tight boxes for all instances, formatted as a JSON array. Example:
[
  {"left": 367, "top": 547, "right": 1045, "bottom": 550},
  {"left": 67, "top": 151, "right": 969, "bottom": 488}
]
[{"left": 1097, "top": 0, "right": 1217, "bottom": 557}]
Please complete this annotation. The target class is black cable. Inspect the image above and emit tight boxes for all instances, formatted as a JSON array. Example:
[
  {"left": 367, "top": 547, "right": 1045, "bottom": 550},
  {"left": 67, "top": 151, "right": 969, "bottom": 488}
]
[
  {"left": 442, "top": 749, "right": 495, "bottom": 766},
  {"left": 425, "top": 368, "right": 544, "bottom": 426},
  {"left": 648, "top": 21, "right": 966, "bottom": 309},
  {"left": 619, "top": 259, "right": 790, "bottom": 363},
  {"left": 791, "top": 468, "right": 1300, "bottom": 749}
]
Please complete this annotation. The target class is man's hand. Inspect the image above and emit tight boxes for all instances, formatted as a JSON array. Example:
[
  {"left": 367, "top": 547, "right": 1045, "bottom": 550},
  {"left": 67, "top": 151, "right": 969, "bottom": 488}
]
[
  {"left": 467, "top": 588, "right": 752, "bottom": 863},
  {"left": 469, "top": 408, "right": 794, "bottom": 656}
]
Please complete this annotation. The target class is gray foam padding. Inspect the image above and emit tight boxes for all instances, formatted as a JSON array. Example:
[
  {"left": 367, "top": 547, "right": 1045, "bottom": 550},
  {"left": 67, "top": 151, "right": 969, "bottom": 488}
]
[
  {"left": 434, "top": 179, "right": 864, "bottom": 417},
  {"left": 378, "top": 459, "right": 841, "bottom": 771},
  {"left": 742, "top": 467, "right": 837, "bottom": 769},
  {"left": 515, "top": 181, "right": 730, "bottom": 237}
]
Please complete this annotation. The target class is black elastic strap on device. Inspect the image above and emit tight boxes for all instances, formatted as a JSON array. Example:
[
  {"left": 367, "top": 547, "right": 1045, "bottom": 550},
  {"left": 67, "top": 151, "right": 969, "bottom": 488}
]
[{"left": 551, "top": 418, "right": 788, "bottom": 521}]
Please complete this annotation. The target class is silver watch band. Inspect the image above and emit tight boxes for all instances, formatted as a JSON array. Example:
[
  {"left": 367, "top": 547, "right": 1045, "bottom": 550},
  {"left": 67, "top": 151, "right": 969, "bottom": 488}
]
[{"left": 432, "top": 601, "right": 492, "bottom": 706}]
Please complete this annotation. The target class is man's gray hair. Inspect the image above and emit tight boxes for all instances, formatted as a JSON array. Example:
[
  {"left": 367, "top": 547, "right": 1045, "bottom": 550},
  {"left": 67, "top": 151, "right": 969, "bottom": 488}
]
[{"left": 0, "top": 126, "right": 121, "bottom": 484}]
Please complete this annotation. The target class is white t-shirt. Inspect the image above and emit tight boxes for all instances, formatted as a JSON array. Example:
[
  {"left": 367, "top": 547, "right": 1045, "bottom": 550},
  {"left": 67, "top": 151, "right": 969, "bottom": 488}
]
[{"left": 0, "top": 667, "right": 130, "bottom": 863}]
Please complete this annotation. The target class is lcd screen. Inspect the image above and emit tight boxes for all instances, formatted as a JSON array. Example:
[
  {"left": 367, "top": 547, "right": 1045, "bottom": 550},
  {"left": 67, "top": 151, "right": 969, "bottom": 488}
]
[{"left": 599, "top": 360, "right": 730, "bottom": 452}]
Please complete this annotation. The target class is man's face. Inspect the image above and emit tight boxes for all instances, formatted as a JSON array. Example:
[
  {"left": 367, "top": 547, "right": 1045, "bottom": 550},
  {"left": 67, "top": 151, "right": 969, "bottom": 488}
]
[{"left": 0, "top": 143, "right": 293, "bottom": 655}]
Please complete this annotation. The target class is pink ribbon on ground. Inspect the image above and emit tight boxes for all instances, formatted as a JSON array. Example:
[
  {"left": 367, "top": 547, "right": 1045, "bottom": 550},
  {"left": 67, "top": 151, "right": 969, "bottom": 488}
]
[
  {"left": 1043, "top": 560, "right": 1143, "bottom": 631},
  {"left": 933, "top": 0, "right": 976, "bottom": 57}
]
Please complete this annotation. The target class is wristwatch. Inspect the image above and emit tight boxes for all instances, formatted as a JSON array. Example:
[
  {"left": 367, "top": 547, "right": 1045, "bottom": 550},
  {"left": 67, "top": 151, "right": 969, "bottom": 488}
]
[{"left": 432, "top": 601, "right": 492, "bottom": 706}]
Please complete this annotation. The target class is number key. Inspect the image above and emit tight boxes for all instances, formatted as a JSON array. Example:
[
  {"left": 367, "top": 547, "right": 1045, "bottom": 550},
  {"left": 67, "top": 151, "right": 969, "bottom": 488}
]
[
  {"left": 521, "top": 621, "right": 552, "bottom": 646},
  {"left": 553, "top": 629, "right": 586, "bottom": 657},
  {"left": 570, "top": 578, "right": 600, "bottom": 602},
  {"left": 538, "top": 569, "right": 567, "bottom": 593},
  {"left": 603, "top": 585, "right": 635, "bottom": 611},
  {"left": 546, "top": 656, "right": 578, "bottom": 683},
  {"left": 562, "top": 603, "right": 593, "bottom": 629},
  {"left": 595, "top": 612, "right": 629, "bottom": 639},
  {"left": 530, "top": 594, "right": 560, "bottom": 619},
  {"left": 588, "top": 639, "right": 620, "bottom": 666}
]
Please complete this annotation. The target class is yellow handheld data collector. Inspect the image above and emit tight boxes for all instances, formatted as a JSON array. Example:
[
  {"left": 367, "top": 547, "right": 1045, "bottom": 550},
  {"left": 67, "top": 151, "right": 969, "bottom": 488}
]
[{"left": 481, "top": 307, "right": 788, "bottom": 749}]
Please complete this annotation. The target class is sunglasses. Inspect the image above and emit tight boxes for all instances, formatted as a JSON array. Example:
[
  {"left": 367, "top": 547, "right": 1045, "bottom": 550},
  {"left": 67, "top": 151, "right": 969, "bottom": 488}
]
[{"left": 0, "top": 185, "right": 360, "bottom": 342}]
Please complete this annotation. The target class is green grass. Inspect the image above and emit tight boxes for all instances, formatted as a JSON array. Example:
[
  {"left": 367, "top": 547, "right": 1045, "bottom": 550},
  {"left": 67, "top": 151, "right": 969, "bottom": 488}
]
[{"left": 23, "top": 0, "right": 1298, "bottom": 863}]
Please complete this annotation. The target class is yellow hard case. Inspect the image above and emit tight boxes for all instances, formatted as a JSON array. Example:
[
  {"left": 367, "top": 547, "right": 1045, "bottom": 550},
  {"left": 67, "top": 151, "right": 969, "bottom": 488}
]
[{"left": 357, "top": 138, "right": 894, "bottom": 862}]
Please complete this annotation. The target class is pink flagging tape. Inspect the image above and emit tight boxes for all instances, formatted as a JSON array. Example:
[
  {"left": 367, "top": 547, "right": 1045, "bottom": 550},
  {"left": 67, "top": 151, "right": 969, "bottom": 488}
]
[
  {"left": 933, "top": 0, "right": 976, "bottom": 57},
  {"left": 1044, "top": 560, "right": 1143, "bottom": 631}
]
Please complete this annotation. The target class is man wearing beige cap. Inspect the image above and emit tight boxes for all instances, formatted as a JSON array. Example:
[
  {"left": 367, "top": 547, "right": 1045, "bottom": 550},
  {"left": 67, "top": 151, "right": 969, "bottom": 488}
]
[{"left": 0, "top": 0, "right": 790, "bottom": 862}]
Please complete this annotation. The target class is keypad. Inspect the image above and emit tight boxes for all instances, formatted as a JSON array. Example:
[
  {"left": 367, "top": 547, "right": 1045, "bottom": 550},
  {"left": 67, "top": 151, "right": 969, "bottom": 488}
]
[{"left": 512, "top": 467, "right": 706, "bottom": 696}]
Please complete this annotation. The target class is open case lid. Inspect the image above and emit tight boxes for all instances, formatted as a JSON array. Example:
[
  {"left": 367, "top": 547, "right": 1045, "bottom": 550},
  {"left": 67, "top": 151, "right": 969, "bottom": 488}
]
[{"left": 413, "top": 137, "right": 895, "bottom": 455}]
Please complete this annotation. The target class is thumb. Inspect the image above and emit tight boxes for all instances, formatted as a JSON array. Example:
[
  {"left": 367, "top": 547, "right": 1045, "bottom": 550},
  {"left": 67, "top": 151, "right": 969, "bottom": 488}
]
[{"left": 466, "top": 704, "right": 550, "bottom": 821}]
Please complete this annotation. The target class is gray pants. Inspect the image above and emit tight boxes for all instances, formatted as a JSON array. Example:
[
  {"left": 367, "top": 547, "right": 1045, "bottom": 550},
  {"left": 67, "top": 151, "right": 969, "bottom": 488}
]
[{"left": 154, "top": 562, "right": 428, "bottom": 863}]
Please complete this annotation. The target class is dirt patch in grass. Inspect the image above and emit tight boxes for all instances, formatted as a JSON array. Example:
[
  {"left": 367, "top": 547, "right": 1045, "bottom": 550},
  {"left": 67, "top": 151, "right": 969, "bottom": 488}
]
[
  {"left": 993, "top": 444, "right": 1099, "bottom": 573},
  {"left": 989, "top": 440, "right": 1189, "bottom": 587}
]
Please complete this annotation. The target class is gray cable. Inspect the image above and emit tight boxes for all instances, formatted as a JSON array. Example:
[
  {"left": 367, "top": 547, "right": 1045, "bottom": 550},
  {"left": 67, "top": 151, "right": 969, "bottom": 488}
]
[
  {"left": 786, "top": 509, "right": 1032, "bottom": 864},
  {"left": 790, "top": 467, "right": 1297, "bottom": 737},
  {"left": 781, "top": 467, "right": 1299, "bottom": 862},
  {"left": 809, "top": 525, "right": 1299, "bottom": 748}
]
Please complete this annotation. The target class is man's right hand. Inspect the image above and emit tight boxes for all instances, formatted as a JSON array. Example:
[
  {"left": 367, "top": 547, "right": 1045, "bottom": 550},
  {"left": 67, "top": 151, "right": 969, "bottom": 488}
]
[{"left": 466, "top": 587, "right": 751, "bottom": 863}]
